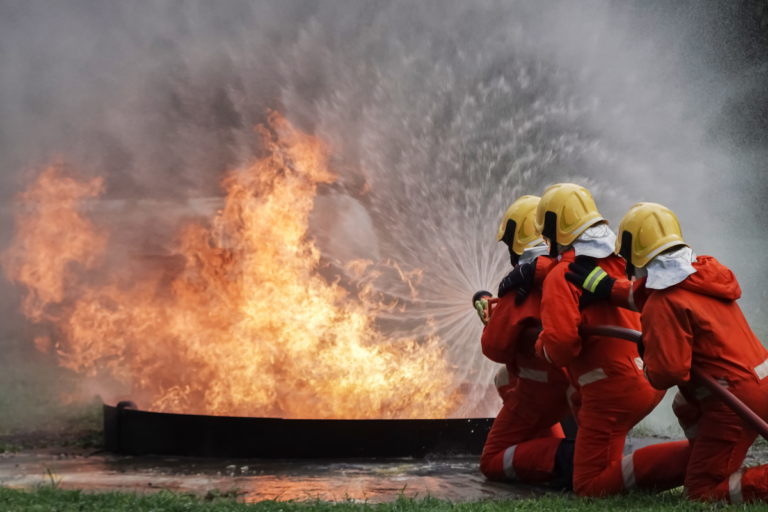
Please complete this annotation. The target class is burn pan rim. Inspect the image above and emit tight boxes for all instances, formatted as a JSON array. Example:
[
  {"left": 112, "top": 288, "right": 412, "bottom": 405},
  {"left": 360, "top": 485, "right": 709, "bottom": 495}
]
[{"left": 104, "top": 403, "right": 495, "bottom": 459}]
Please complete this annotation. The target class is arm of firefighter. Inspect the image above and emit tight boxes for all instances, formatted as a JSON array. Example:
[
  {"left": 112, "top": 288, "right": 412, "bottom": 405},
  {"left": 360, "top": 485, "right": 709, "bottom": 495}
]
[
  {"left": 641, "top": 295, "right": 694, "bottom": 390},
  {"left": 609, "top": 277, "right": 649, "bottom": 313},
  {"left": 535, "top": 270, "right": 583, "bottom": 367},
  {"left": 481, "top": 298, "right": 525, "bottom": 364}
]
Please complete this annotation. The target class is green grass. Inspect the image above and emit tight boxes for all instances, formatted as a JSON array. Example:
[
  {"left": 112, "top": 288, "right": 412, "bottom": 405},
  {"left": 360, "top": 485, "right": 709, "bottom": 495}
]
[
  {"left": 0, "top": 442, "right": 23, "bottom": 453},
  {"left": 0, "top": 487, "right": 766, "bottom": 512},
  {"left": 0, "top": 336, "right": 106, "bottom": 450}
]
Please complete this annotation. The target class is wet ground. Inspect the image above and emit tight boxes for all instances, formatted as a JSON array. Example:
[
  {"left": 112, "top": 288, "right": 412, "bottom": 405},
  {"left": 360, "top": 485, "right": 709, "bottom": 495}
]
[{"left": 0, "top": 436, "right": 728, "bottom": 502}]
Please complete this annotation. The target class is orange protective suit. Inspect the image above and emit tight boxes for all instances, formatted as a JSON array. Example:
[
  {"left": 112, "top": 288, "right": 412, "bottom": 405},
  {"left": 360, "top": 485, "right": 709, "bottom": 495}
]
[
  {"left": 535, "top": 250, "right": 690, "bottom": 497},
  {"left": 479, "top": 258, "right": 574, "bottom": 486},
  {"left": 629, "top": 255, "right": 768, "bottom": 503}
]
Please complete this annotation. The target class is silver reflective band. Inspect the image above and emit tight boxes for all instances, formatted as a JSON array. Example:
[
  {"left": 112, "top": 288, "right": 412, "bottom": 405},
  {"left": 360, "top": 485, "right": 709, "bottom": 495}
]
[
  {"left": 729, "top": 470, "right": 743, "bottom": 504},
  {"left": 755, "top": 358, "right": 768, "bottom": 380},
  {"left": 634, "top": 357, "right": 644, "bottom": 371},
  {"left": 621, "top": 454, "right": 636, "bottom": 490},
  {"left": 519, "top": 367, "right": 548, "bottom": 383},
  {"left": 494, "top": 366, "right": 510, "bottom": 389},
  {"left": 578, "top": 368, "right": 607, "bottom": 387},
  {"left": 543, "top": 346, "right": 553, "bottom": 364},
  {"left": 503, "top": 445, "right": 517, "bottom": 479}
]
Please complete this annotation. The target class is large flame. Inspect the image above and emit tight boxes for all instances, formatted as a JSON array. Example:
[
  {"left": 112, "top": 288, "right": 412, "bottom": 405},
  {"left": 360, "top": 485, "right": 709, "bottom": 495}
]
[{"left": 2, "top": 114, "right": 459, "bottom": 419}]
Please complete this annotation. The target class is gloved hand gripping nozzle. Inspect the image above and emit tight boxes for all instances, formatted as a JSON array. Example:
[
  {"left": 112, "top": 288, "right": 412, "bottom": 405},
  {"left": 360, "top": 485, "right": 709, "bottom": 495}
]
[{"left": 472, "top": 290, "right": 492, "bottom": 325}]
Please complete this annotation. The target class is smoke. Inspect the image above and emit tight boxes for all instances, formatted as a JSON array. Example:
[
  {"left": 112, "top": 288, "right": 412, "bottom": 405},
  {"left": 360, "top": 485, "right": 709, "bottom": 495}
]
[{"left": 0, "top": 0, "right": 766, "bottom": 430}]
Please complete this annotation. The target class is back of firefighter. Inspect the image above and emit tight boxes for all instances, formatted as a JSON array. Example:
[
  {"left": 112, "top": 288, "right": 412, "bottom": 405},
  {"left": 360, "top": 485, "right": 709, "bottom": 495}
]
[
  {"left": 532, "top": 184, "right": 690, "bottom": 497},
  {"left": 568, "top": 202, "right": 768, "bottom": 503},
  {"left": 474, "top": 196, "right": 574, "bottom": 488}
]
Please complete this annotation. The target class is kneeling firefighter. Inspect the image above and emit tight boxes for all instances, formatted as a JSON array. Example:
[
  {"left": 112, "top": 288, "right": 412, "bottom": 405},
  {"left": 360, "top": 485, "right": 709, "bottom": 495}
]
[
  {"left": 474, "top": 195, "right": 575, "bottom": 489},
  {"left": 567, "top": 202, "right": 768, "bottom": 503},
  {"left": 533, "top": 184, "right": 690, "bottom": 497}
]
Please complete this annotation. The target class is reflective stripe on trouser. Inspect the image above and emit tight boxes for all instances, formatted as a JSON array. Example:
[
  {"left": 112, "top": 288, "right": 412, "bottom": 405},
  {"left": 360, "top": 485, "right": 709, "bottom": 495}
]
[
  {"left": 701, "top": 465, "right": 768, "bottom": 503},
  {"left": 494, "top": 366, "right": 518, "bottom": 401},
  {"left": 573, "top": 378, "right": 689, "bottom": 497},
  {"left": 484, "top": 438, "right": 564, "bottom": 483},
  {"left": 480, "top": 378, "right": 571, "bottom": 483},
  {"left": 684, "top": 380, "right": 768, "bottom": 503}
]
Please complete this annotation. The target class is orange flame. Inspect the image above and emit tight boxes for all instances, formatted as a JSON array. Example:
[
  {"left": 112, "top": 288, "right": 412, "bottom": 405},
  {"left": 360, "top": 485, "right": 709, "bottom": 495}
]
[{"left": 2, "top": 114, "right": 459, "bottom": 419}]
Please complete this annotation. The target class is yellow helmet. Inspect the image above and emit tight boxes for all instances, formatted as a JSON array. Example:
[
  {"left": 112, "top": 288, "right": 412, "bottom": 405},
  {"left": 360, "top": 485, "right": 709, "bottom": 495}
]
[
  {"left": 615, "top": 202, "right": 686, "bottom": 268},
  {"left": 497, "top": 195, "right": 544, "bottom": 255},
  {"left": 534, "top": 183, "right": 604, "bottom": 247}
]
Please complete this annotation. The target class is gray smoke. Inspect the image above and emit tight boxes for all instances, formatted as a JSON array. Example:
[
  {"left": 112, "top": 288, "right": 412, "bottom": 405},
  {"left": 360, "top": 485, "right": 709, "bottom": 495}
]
[{"left": 0, "top": 0, "right": 766, "bottom": 429}]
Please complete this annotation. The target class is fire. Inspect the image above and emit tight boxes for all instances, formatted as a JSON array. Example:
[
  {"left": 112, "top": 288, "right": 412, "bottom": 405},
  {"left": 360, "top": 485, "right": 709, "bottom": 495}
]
[{"left": 2, "top": 114, "right": 459, "bottom": 419}]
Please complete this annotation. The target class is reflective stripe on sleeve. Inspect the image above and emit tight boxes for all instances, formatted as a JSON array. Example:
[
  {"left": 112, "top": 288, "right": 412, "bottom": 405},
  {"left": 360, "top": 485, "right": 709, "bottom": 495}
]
[
  {"left": 542, "top": 346, "right": 553, "bottom": 364},
  {"left": 755, "top": 358, "right": 768, "bottom": 380},
  {"left": 518, "top": 367, "right": 548, "bottom": 383},
  {"left": 578, "top": 368, "right": 607, "bottom": 387},
  {"left": 503, "top": 445, "right": 517, "bottom": 479},
  {"left": 621, "top": 454, "right": 636, "bottom": 490},
  {"left": 494, "top": 366, "right": 510, "bottom": 390},
  {"left": 584, "top": 267, "right": 608, "bottom": 293},
  {"left": 729, "top": 470, "right": 744, "bottom": 504}
]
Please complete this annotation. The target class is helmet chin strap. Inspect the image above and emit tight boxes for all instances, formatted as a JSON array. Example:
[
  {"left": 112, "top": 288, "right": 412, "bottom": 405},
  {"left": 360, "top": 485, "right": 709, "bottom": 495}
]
[
  {"left": 542, "top": 211, "right": 559, "bottom": 258},
  {"left": 619, "top": 230, "right": 634, "bottom": 279},
  {"left": 509, "top": 245, "right": 520, "bottom": 267}
]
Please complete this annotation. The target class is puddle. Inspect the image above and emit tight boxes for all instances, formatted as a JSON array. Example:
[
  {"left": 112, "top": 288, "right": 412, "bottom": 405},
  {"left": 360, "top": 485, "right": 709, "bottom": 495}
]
[
  {"left": 0, "top": 453, "right": 548, "bottom": 502},
  {"left": 2, "top": 436, "right": 755, "bottom": 502}
]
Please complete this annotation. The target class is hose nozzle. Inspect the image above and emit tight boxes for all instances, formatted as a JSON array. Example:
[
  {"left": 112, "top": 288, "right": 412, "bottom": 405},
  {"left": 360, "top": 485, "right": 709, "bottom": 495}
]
[{"left": 472, "top": 290, "right": 492, "bottom": 305}]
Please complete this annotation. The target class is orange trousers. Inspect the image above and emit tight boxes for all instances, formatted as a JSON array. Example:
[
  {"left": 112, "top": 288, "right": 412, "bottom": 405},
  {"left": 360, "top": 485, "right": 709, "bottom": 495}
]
[
  {"left": 480, "top": 372, "right": 571, "bottom": 485},
  {"left": 573, "top": 376, "right": 691, "bottom": 497},
  {"left": 673, "top": 382, "right": 768, "bottom": 503}
]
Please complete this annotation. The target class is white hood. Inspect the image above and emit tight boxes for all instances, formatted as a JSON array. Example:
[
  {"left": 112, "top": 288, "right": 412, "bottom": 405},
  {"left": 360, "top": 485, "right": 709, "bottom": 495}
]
[{"left": 638, "top": 245, "right": 697, "bottom": 290}]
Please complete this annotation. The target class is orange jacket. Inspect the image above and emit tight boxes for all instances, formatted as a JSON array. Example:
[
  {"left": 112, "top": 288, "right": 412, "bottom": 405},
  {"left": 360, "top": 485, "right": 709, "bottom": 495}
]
[
  {"left": 481, "top": 258, "right": 568, "bottom": 385},
  {"left": 638, "top": 256, "right": 768, "bottom": 390},
  {"left": 610, "top": 276, "right": 649, "bottom": 313},
  {"left": 535, "top": 250, "right": 644, "bottom": 383}
]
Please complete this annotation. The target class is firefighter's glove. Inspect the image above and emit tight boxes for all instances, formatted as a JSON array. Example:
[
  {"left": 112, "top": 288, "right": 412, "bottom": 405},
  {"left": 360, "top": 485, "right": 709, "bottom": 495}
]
[
  {"left": 564, "top": 257, "right": 615, "bottom": 309},
  {"left": 474, "top": 299, "right": 489, "bottom": 326},
  {"left": 498, "top": 258, "right": 536, "bottom": 305}
]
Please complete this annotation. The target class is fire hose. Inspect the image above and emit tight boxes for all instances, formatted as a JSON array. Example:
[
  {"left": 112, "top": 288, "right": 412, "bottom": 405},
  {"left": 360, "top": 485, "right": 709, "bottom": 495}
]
[{"left": 484, "top": 298, "right": 768, "bottom": 441}]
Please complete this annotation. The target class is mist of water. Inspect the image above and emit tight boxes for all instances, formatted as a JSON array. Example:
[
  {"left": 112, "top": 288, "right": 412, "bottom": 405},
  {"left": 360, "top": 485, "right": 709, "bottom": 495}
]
[{"left": 1, "top": 0, "right": 766, "bottom": 430}]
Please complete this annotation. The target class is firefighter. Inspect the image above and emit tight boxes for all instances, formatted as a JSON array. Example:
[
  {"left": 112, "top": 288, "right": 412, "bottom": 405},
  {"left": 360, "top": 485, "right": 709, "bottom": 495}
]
[
  {"left": 474, "top": 195, "right": 575, "bottom": 489},
  {"left": 566, "top": 202, "right": 768, "bottom": 503},
  {"left": 533, "top": 185, "right": 690, "bottom": 497}
]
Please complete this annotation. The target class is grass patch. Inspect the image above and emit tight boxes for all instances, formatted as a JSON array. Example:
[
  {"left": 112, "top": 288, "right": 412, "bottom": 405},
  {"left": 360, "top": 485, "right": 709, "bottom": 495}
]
[
  {"left": 0, "top": 487, "right": 766, "bottom": 511},
  {"left": 0, "top": 442, "right": 22, "bottom": 453}
]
